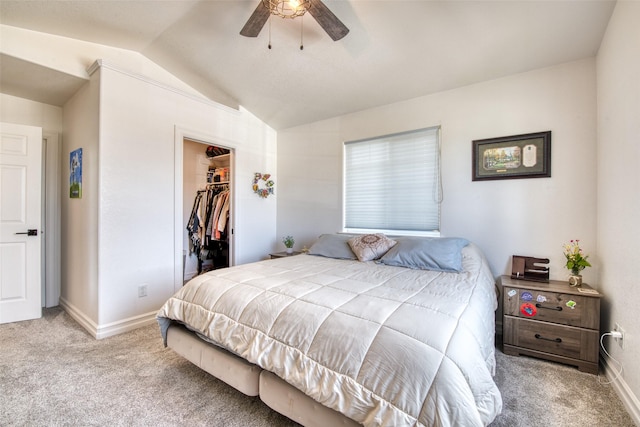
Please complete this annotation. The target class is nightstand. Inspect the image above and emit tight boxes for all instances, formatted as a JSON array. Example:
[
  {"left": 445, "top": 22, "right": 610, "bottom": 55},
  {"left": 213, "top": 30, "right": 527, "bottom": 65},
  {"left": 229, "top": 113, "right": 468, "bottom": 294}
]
[
  {"left": 500, "top": 275, "right": 602, "bottom": 374},
  {"left": 269, "top": 251, "right": 302, "bottom": 259}
]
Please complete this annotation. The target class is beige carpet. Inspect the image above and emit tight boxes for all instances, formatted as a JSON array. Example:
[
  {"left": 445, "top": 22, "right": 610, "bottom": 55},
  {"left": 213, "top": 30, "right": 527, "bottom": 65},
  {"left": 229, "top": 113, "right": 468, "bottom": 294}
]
[{"left": 0, "top": 307, "right": 635, "bottom": 426}]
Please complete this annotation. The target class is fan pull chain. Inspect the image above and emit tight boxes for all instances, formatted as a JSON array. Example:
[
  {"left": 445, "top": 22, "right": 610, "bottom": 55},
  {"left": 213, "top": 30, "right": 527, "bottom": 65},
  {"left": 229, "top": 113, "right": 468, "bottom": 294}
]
[
  {"left": 300, "top": 15, "right": 304, "bottom": 50},
  {"left": 268, "top": 18, "right": 272, "bottom": 49}
]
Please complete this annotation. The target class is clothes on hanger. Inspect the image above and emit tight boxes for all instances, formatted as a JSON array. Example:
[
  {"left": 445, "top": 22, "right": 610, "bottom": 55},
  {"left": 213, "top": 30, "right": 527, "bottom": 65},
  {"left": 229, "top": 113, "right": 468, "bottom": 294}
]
[{"left": 186, "top": 184, "right": 230, "bottom": 273}]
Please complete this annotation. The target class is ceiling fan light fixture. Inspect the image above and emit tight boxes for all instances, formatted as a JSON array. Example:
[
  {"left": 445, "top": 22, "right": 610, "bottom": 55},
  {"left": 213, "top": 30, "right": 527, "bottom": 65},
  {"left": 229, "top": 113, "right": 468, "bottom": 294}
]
[
  {"left": 262, "top": 0, "right": 311, "bottom": 19},
  {"left": 241, "top": 0, "right": 348, "bottom": 42}
]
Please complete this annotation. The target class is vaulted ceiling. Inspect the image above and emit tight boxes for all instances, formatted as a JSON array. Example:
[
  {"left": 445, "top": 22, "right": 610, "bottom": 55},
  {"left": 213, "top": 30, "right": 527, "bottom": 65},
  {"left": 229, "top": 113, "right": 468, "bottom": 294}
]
[{"left": 0, "top": 1, "right": 616, "bottom": 130}]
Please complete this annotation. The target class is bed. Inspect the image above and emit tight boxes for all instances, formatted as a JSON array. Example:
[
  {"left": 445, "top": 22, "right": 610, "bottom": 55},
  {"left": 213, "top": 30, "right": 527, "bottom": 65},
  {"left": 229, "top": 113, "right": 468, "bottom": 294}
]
[{"left": 157, "top": 234, "right": 502, "bottom": 426}]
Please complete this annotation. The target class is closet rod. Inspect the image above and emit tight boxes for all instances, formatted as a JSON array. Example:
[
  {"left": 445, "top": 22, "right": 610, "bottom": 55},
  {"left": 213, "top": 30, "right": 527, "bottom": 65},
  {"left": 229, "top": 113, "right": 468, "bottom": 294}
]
[{"left": 198, "top": 184, "right": 229, "bottom": 192}]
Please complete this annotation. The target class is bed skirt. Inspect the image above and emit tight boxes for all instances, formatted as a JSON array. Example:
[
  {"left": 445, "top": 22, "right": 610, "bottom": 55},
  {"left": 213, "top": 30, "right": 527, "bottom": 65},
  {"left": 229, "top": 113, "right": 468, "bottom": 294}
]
[{"left": 167, "top": 323, "right": 361, "bottom": 426}]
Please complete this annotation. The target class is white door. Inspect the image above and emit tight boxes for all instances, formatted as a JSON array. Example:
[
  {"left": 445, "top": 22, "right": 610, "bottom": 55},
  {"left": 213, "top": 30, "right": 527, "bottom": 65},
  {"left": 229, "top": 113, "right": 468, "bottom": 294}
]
[{"left": 0, "top": 122, "right": 42, "bottom": 324}]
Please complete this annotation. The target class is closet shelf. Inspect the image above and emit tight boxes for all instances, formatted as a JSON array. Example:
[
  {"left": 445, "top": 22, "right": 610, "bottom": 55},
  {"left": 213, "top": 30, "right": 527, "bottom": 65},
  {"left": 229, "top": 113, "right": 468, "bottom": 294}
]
[{"left": 207, "top": 153, "right": 231, "bottom": 164}]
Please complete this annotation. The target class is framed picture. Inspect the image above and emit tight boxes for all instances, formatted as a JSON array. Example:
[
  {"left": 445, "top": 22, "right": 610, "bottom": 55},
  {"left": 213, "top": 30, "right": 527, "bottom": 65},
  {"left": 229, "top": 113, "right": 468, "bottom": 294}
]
[
  {"left": 70, "top": 148, "right": 83, "bottom": 198},
  {"left": 472, "top": 131, "right": 551, "bottom": 181}
]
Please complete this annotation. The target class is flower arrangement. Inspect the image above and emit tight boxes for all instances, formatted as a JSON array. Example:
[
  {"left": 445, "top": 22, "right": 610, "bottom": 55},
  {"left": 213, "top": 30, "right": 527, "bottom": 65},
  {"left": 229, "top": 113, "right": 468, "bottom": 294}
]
[
  {"left": 563, "top": 239, "right": 591, "bottom": 275},
  {"left": 282, "top": 235, "right": 295, "bottom": 249}
]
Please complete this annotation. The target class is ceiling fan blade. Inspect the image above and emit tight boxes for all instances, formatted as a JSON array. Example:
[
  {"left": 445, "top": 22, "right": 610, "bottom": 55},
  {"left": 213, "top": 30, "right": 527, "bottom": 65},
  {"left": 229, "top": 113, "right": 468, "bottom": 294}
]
[
  {"left": 307, "top": 0, "right": 349, "bottom": 41},
  {"left": 240, "top": 2, "right": 271, "bottom": 37}
]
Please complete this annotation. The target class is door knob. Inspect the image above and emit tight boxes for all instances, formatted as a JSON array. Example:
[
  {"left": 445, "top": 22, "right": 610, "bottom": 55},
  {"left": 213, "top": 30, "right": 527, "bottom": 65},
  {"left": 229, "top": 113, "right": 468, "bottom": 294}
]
[{"left": 15, "top": 229, "right": 38, "bottom": 236}]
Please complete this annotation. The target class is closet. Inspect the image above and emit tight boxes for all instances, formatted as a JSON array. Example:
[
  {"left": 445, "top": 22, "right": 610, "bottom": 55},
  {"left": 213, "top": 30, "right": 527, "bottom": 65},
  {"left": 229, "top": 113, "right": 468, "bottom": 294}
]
[{"left": 183, "top": 139, "right": 232, "bottom": 281}]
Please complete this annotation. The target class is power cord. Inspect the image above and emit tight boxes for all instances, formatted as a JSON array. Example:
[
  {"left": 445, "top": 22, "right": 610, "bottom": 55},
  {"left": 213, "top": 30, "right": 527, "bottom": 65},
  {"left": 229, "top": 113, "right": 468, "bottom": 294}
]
[
  {"left": 599, "top": 332, "right": 624, "bottom": 385},
  {"left": 609, "top": 330, "right": 623, "bottom": 339}
]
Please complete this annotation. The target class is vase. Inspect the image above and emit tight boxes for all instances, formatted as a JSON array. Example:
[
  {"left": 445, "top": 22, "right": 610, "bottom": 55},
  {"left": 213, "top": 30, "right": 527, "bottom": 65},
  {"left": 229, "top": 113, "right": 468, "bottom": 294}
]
[
  {"left": 286, "top": 247, "right": 293, "bottom": 254},
  {"left": 568, "top": 274, "right": 582, "bottom": 287}
]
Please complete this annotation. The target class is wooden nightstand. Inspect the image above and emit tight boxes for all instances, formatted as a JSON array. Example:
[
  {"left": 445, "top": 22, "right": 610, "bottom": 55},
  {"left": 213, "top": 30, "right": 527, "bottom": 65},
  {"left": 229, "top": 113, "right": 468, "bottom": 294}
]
[
  {"left": 500, "top": 275, "right": 602, "bottom": 374},
  {"left": 269, "top": 251, "right": 302, "bottom": 259}
]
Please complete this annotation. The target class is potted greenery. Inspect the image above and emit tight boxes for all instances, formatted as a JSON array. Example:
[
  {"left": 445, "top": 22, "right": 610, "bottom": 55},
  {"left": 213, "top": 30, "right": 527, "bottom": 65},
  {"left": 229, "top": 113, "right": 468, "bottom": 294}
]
[
  {"left": 563, "top": 239, "right": 591, "bottom": 287},
  {"left": 282, "top": 235, "right": 295, "bottom": 254}
]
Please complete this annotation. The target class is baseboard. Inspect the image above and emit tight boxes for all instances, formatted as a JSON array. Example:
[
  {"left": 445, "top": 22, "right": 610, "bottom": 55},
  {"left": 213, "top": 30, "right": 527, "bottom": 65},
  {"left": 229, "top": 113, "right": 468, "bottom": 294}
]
[
  {"left": 59, "top": 297, "right": 99, "bottom": 337},
  {"left": 601, "top": 350, "right": 640, "bottom": 425},
  {"left": 94, "top": 311, "right": 159, "bottom": 340},
  {"left": 59, "top": 297, "right": 158, "bottom": 340}
]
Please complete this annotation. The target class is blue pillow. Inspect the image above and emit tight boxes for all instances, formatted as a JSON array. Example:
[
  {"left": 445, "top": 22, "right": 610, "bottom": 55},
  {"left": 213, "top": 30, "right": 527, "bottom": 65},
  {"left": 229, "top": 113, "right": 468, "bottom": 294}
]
[
  {"left": 378, "top": 237, "right": 469, "bottom": 272},
  {"left": 308, "top": 234, "right": 358, "bottom": 260}
]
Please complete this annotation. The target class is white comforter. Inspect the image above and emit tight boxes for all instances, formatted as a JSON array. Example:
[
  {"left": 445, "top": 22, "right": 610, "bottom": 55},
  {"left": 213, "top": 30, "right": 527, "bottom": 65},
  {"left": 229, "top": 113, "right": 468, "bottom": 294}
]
[{"left": 157, "top": 244, "right": 502, "bottom": 426}]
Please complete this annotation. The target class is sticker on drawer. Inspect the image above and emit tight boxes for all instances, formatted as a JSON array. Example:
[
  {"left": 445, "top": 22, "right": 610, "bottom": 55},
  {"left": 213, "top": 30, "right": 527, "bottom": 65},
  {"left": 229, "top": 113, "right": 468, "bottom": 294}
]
[
  {"left": 566, "top": 300, "right": 577, "bottom": 309},
  {"left": 520, "top": 291, "right": 533, "bottom": 301},
  {"left": 520, "top": 302, "right": 537, "bottom": 317}
]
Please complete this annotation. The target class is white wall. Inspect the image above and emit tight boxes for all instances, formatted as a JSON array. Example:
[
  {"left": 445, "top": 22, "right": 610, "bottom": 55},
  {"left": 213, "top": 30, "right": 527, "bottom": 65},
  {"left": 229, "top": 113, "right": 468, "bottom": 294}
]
[
  {"left": 278, "top": 59, "right": 598, "bottom": 284},
  {"left": 596, "top": 1, "right": 640, "bottom": 422},
  {"left": 61, "top": 62, "right": 277, "bottom": 334},
  {"left": 60, "top": 75, "right": 101, "bottom": 327},
  {"left": 0, "top": 94, "right": 62, "bottom": 131}
]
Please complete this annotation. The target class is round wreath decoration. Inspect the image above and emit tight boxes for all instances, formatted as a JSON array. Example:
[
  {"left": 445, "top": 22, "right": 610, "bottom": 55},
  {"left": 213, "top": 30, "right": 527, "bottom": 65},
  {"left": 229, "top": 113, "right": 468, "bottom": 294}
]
[{"left": 253, "top": 172, "right": 275, "bottom": 198}]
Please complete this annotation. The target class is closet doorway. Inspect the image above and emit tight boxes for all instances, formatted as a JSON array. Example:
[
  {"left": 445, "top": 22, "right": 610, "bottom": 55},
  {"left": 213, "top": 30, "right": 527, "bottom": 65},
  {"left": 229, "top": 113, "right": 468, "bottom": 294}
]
[{"left": 182, "top": 138, "right": 234, "bottom": 283}]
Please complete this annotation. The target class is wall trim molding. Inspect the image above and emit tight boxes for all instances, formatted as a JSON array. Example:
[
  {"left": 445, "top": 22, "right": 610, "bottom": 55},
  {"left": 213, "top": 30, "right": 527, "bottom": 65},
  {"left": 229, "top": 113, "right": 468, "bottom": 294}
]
[
  {"left": 94, "top": 311, "right": 158, "bottom": 340},
  {"left": 59, "top": 297, "right": 157, "bottom": 340},
  {"left": 87, "top": 59, "right": 240, "bottom": 115},
  {"left": 601, "top": 351, "right": 640, "bottom": 425},
  {"left": 59, "top": 297, "right": 98, "bottom": 337}
]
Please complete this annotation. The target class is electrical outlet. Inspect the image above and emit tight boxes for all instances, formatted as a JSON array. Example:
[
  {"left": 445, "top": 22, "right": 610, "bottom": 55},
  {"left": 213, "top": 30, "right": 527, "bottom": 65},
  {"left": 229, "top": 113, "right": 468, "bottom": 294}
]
[
  {"left": 138, "top": 284, "right": 148, "bottom": 298},
  {"left": 614, "top": 323, "right": 625, "bottom": 349}
]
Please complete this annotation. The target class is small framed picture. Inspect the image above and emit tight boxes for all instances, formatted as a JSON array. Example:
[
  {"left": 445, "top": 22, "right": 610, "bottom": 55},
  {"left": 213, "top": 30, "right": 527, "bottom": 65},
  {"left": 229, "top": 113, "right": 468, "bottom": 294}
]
[
  {"left": 472, "top": 131, "right": 551, "bottom": 181},
  {"left": 70, "top": 148, "right": 83, "bottom": 198}
]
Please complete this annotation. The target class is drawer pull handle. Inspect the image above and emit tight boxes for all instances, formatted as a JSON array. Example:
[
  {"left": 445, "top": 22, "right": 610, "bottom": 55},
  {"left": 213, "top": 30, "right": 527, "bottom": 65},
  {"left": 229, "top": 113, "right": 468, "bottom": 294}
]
[
  {"left": 535, "top": 303, "right": 562, "bottom": 312},
  {"left": 534, "top": 334, "right": 562, "bottom": 343}
]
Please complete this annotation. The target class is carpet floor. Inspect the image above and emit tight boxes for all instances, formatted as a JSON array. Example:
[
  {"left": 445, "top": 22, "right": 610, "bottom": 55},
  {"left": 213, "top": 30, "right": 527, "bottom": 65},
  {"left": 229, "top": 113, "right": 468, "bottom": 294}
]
[{"left": 0, "top": 307, "right": 635, "bottom": 426}]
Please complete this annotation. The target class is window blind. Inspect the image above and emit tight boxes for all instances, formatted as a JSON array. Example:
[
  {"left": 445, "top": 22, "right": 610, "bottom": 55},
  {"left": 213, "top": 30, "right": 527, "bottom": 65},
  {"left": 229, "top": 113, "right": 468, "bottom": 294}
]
[{"left": 344, "top": 127, "right": 440, "bottom": 233}]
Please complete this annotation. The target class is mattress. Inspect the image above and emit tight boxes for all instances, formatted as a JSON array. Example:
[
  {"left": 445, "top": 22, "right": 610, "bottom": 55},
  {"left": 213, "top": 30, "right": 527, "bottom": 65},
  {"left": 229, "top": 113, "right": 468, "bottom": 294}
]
[{"left": 158, "top": 243, "right": 502, "bottom": 426}]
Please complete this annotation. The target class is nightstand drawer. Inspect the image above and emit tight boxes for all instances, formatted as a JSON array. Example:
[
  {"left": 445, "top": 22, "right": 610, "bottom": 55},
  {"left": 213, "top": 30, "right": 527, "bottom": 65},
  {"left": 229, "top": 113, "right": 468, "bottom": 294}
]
[
  {"left": 503, "top": 286, "right": 599, "bottom": 329},
  {"left": 504, "top": 316, "right": 599, "bottom": 363}
]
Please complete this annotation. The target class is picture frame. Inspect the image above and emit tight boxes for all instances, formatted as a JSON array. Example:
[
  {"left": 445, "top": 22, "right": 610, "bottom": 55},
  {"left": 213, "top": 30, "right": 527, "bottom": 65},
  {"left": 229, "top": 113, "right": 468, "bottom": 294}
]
[
  {"left": 472, "top": 131, "right": 551, "bottom": 181},
  {"left": 70, "top": 148, "right": 83, "bottom": 198}
]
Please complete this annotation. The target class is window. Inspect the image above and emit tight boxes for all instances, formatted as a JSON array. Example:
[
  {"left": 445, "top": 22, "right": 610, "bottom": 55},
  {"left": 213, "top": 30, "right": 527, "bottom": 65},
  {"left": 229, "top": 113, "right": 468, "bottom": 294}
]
[{"left": 344, "top": 127, "right": 441, "bottom": 235}]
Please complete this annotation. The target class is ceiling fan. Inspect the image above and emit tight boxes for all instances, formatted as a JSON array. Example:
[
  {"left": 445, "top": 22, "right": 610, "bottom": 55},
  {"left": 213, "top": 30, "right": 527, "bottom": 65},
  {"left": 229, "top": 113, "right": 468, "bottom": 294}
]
[{"left": 240, "top": 0, "right": 349, "bottom": 42}]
